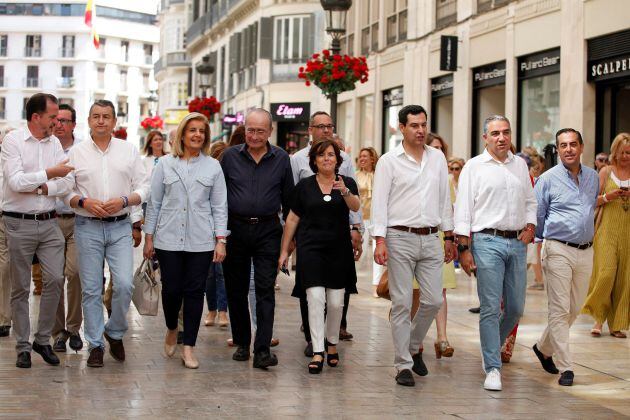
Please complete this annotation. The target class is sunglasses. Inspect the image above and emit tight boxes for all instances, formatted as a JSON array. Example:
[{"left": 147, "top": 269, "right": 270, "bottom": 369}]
[
  {"left": 449, "top": 166, "right": 462, "bottom": 171},
  {"left": 596, "top": 158, "right": 607, "bottom": 162}
]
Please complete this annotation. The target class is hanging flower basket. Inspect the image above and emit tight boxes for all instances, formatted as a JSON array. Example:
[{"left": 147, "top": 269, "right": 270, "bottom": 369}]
[
  {"left": 298, "top": 49, "right": 369, "bottom": 98},
  {"left": 188, "top": 96, "right": 221, "bottom": 120},
  {"left": 113, "top": 126, "right": 128, "bottom": 140},
  {"left": 140, "top": 115, "right": 164, "bottom": 132}
]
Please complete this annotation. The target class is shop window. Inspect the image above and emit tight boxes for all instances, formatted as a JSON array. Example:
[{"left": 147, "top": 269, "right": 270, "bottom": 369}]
[
  {"left": 472, "top": 62, "right": 506, "bottom": 155},
  {"left": 336, "top": 101, "right": 354, "bottom": 153},
  {"left": 359, "top": 95, "right": 374, "bottom": 148},
  {"left": 436, "top": 0, "right": 457, "bottom": 29},
  {"left": 382, "top": 87, "right": 404, "bottom": 153},
  {"left": 431, "top": 75, "right": 454, "bottom": 147}
]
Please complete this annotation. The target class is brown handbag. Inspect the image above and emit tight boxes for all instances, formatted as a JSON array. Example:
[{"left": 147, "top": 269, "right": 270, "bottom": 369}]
[{"left": 376, "top": 269, "right": 390, "bottom": 300}]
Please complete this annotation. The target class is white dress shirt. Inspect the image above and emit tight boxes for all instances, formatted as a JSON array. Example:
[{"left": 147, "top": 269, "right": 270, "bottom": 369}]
[
  {"left": 290, "top": 142, "right": 363, "bottom": 225},
  {"left": 371, "top": 142, "right": 454, "bottom": 238},
  {"left": 56, "top": 135, "right": 81, "bottom": 215},
  {"left": 453, "top": 149, "right": 537, "bottom": 237},
  {"left": 1, "top": 127, "right": 72, "bottom": 213},
  {"left": 65, "top": 137, "right": 148, "bottom": 218}
]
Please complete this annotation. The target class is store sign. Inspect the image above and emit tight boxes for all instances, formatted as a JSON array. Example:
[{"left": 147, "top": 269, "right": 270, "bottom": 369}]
[
  {"left": 588, "top": 54, "right": 630, "bottom": 82},
  {"left": 222, "top": 113, "right": 244, "bottom": 126},
  {"left": 473, "top": 61, "right": 506, "bottom": 88},
  {"left": 519, "top": 48, "right": 560, "bottom": 79},
  {"left": 440, "top": 36, "right": 458, "bottom": 72},
  {"left": 383, "top": 87, "right": 404, "bottom": 107},
  {"left": 431, "top": 75, "right": 454, "bottom": 97},
  {"left": 270, "top": 102, "right": 310, "bottom": 121}
]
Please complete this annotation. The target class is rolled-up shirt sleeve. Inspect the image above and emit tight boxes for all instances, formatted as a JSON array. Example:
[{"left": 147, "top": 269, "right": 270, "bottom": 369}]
[
  {"left": 454, "top": 163, "right": 473, "bottom": 237},
  {"left": 143, "top": 159, "right": 164, "bottom": 235},
  {"left": 211, "top": 165, "right": 228, "bottom": 238},
  {"left": 45, "top": 140, "right": 74, "bottom": 198},
  {"left": 370, "top": 157, "right": 392, "bottom": 238}
]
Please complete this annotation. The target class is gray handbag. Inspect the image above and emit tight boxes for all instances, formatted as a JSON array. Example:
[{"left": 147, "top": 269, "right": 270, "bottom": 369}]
[{"left": 132, "top": 258, "right": 161, "bottom": 316}]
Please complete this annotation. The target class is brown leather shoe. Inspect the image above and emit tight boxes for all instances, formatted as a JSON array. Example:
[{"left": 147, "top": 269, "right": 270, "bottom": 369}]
[
  {"left": 87, "top": 347, "right": 104, "bottom": 367},
  {"left": 104, "top": 333, "right": 125, "bottom": 361}
]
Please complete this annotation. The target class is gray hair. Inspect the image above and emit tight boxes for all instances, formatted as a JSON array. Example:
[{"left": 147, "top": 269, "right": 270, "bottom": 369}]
[
  {"left": 245, "top": 108, "right": 273, "bottom": 129},
  {"left": 483, "top": 115, "right": 510, "bottom": 135}
]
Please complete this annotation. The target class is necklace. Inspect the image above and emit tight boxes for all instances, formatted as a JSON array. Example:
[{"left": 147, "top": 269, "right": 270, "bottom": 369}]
[{"left": 317, "top": 174, "right": 334, "bottom": 203}]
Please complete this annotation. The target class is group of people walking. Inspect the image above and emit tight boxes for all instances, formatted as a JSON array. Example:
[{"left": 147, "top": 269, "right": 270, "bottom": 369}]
[{"left": 0, "top": 92, "right": 627, "bottom": 391}]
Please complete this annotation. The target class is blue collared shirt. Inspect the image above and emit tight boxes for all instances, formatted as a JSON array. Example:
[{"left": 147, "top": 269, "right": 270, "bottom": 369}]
[{"left": 534, "top": 163, "right": 599, "bottom": 244}]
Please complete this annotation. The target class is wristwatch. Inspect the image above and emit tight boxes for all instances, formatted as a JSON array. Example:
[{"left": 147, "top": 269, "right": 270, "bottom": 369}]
[
  {"left": 36, "top": 187, "right": 43, "bottom": 195},
  {"left": 351, "top": 226, "right": 365, "bottom": 235},
  {"left": 217, "top": 238, "right": 227, "bottom": 244},
  {"left": 457, "top": 244, "right": 470, "bottom": 254},
  {"left": 78, "top": 197, "right": 86, "bottom": 208}
]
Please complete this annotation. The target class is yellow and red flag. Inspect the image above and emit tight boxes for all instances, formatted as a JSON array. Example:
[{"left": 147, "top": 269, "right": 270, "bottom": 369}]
[{"left": 84, "top": 0, "right": 100, "bottom": 49}]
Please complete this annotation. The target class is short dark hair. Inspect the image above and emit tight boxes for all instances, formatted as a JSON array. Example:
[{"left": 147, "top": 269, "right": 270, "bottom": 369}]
[
  {"left": 89, "top": 99, "right": 116, "bottom": 118},
  {"left": 555, "top": 128, "right": 583, "bottom": 145},
  {"left": 398, "top": 105, "right": 427, "bottom": 125},
  {"left": 308, "top": 139, "right": 343, "bottom": 174},
  {"left": 309, "top": 111, "right": 330, "bottom": 126},
  {"left": 26, "top": 93, "right": 58, "bottom": 121},
  {"left": 58, "top": 103, "right": 76, "bottom": 123}
]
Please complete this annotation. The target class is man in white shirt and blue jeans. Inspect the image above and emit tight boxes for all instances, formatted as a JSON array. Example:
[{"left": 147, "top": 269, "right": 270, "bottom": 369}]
[
  {"left": 372, "top": 105, "right": 456, "bottom": 387},
  {"left": 65, "top": 100, "right": 148, "bottom": 368},
  {"left": 1, "top": 93, "right": 75, "bottom": 368},
  {"left": 454, "top": 115, "right": 537, "bottom": 391}
]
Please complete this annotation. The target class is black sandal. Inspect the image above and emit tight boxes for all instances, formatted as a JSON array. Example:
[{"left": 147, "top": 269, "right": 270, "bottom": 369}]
[
  {"left": 326, "top": 342, "right": 339, "bottom": 367},
  {"left": 308, "top": 352, "right": 325, "bottom": 374}
]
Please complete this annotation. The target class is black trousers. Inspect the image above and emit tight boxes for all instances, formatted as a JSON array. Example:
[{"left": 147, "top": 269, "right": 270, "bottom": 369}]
[
  {"left": 300, "top": 291, "right": 351, "bottom": 342},
  {"left": 223, "top": 218, "right": 282, "bottom": 354},
  {"left": 155, "top": 249, "right": 212, "bottom": 347}
]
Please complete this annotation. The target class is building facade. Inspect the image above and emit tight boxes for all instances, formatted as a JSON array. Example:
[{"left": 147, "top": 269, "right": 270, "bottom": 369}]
[
  {"left": 0, "top": 0, "right": 159, "bottom": 147},
  {"left": 179, "top": 0, "right": 629, "bottom": 164}
]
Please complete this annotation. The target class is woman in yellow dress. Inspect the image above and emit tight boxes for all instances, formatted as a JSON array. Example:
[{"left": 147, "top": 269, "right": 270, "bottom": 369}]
[
  {"left": 411, "top": 133, "right": 457, "bottom": 358},
  {"left": 356, "top": 147, "right": 380, "bottom": 297},
  {"left": 582, "top": 133, "right": 630, "bottom": 338}
]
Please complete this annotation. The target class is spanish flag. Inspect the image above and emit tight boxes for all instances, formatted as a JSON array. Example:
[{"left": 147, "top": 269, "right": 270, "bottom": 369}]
[{"left": 84, "top": 0, "right": 100, "bottom": 49}]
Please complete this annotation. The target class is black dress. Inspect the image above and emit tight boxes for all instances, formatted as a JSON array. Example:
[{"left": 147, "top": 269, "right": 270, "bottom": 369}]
[{"left": 290, "top": 175, "right": 358, "bottom": 298}]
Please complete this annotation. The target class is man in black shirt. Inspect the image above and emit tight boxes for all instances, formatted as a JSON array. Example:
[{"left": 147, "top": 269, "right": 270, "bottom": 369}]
[{"left": 221, "top": 108, "right": 294, "bottom": 369}]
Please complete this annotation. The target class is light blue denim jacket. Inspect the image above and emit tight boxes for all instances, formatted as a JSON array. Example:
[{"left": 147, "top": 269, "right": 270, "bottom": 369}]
[{"left": 143, "top": 154, "right": 228, "bottom": 252}]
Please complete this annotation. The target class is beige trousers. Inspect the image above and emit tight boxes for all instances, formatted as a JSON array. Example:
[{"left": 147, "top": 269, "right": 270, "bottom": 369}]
[
  {"left": 0, "top": 219, "right": 11, "bottom": 326},
  {"left": 53, "top": 216, "right": 82, "bottom": 337},
  {"left": 537, "top": 240, "right": 593, "bottom": 372}
]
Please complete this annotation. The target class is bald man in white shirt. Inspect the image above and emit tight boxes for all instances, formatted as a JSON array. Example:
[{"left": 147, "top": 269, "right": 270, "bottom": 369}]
[{"left": 372, "top": 105, "right": 456, "bottom": 387}]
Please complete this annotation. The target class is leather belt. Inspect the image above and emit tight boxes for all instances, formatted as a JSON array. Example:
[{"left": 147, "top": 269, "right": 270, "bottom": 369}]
[
  {"left": 230, "top": 213, "right": 278, "bottom": 225},
  {"left": 390, "top": 225, "right": 439, "bottom": 235},
  {"left": 477, "top": 228, "right": 520, "bottom": 239},
  {"left": 3, "top": 211, "right": 57, "bottom": 221},
  {"left": 552, "top": 239, "right": 593, "bottom": 250},
  {"left": 57, "top": 213, "right": 75, "bottom": 219},
  {"left": 87, "top": 214, "right": 128, "bottom": 223}
]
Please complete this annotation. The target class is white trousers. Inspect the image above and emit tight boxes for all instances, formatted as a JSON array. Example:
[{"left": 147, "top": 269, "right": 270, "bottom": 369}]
[{"left": 306, "top": 287, "right": 345, "bottom": 353}]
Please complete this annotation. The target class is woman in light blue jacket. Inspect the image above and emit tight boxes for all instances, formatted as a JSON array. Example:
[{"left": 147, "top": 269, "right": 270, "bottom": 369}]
[{"left": 143, "top": 112, "right": 228, "bottom": 369}]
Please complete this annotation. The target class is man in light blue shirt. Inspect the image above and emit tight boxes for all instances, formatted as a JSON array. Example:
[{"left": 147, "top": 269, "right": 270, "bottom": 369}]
[{"left": 532, "top": 128, "right": 599, "bottom": 387}]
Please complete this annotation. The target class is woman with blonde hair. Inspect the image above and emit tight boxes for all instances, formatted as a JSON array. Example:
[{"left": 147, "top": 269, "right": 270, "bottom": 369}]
[
  {"left": 582, "top": 132, "right": 630, "bottom": 338},
  {"left": 356, "top": 147, "right": 380, "bottom": 296},
  {"left": 143, "top": 112, "right": 228, "bottom": 368}
]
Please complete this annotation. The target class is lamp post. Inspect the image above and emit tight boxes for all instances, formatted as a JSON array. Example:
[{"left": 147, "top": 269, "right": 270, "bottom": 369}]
[
  {"left": 195, "top": 54, "right": 214, "bottom": 98},
  {"left": 320, "top": 0, "right": 352, "bottom": 127}
]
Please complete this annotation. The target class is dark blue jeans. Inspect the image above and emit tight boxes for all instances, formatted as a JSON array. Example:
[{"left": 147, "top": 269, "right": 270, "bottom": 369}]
[{"left": 206, "top": 262, "right": 227, "bottom": 312}]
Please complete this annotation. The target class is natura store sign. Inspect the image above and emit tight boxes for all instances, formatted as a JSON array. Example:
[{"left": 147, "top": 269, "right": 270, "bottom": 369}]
[{"left": 270, "top": 102, "right": 310, "bottom": 121}]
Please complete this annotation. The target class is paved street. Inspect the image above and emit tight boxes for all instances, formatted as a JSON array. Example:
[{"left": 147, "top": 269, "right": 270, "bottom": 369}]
[{"left": 0, "top": 252, "right": 629, "bottom": 419}]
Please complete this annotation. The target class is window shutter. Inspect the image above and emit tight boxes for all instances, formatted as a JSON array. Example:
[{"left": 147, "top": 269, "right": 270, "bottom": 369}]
[
  {"left": 228, "top": 35, "right": 237, "bottom": 74},
  {"left": 259, "top": 17, "right": 273, "bottom": 59},
  {"left": 305, "top": 14, "right": 314, "bottom": 58}
]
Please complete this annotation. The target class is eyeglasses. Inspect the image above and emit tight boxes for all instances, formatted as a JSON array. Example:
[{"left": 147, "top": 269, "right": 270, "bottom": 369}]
[
  {"left": 57, "top": 119, "right": 74, "bottom": 125},
  {"left": 310, "top": 124, "right": 335, "bottom": 131},
  {"left": 449, "top": 166, "right": 462, "bottom": 171},
  {"left": 596, "top": 157, "right": 607, "bottom": 162}
]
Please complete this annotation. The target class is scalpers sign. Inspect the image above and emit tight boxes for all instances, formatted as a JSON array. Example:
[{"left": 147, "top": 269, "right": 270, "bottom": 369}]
[
  {"left": 270, "top": 102, "right": 310, "bottom": 121},
  {"left": 589, "top": 54, "right": 630, "bottom": 81}
]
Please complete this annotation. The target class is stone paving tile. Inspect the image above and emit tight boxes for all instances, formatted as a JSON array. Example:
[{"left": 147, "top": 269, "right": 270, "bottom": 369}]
[{"left": 0, "top": 253, "right": 628, "bottom": 419}]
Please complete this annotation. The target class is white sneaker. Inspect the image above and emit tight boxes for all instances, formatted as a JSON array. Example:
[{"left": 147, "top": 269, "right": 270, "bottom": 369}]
[{"left": 484, "top": 368, "right": 502, "bottom": 391}]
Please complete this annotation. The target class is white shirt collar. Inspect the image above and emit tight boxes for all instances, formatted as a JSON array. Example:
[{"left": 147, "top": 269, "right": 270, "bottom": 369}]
[{"left": 481, "top": 148, "right": 514, "bottom": 164}]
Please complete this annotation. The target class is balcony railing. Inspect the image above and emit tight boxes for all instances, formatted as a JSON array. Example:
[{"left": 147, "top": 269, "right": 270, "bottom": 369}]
[
  {"left": 155, "top": 51, "right": 191, "bottom": 74},
  {"left": 60, "top": 47, "right": 75, "bottom": 58},
  {"left": 185, "top": 0, "right": 241, "bottom": 46},
  {"left": 25, "top": 47, "right": 41, "bottom": 57},
  {"left": 57, "top": 77, "right": 75, "bottom": 88},
  {"left": 25, "top": 77, "right": 40, "bottom": 88}
]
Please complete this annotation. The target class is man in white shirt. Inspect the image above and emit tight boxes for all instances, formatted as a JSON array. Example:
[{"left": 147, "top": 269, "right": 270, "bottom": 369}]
[
  {"left": 290, "top": 111, "right": 363, "bottom": 356},
  {"left": 454, "top": 115, "right": 537, "bottom": 391},
  {"left": 65, "top": 100, "right": 148, "bottom": 368},
  {"left": 1, "top": 93, "right": 74, "bottom": 368},
  {"left": 50, "top": 103, "right": 84, "bottom": 354},
  {"left": 0, "top": 126, "right": 15, "bottom": 339},
  {"left": 372, "top": 105, "right": 455, "bottom": 387}
]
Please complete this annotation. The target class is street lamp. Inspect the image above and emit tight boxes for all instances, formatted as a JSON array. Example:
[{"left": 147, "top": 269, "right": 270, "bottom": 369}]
[
  {"left": 195, "top": 54, "right": 214, "bottom": 98},
  {"left": 321, "top": 0, "right": 352, "bottom": 126}
]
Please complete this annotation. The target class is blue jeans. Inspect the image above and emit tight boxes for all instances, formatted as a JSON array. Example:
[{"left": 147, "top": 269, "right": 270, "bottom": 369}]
[
  {"left": 206, "top": 262, "right": 228, "bottom": 312},
  {"left": 472, "top": 233, "right": 527, "bottom": 372},
  {"left": 74, "top": 216, "right": 134, "bottom": 350}
]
